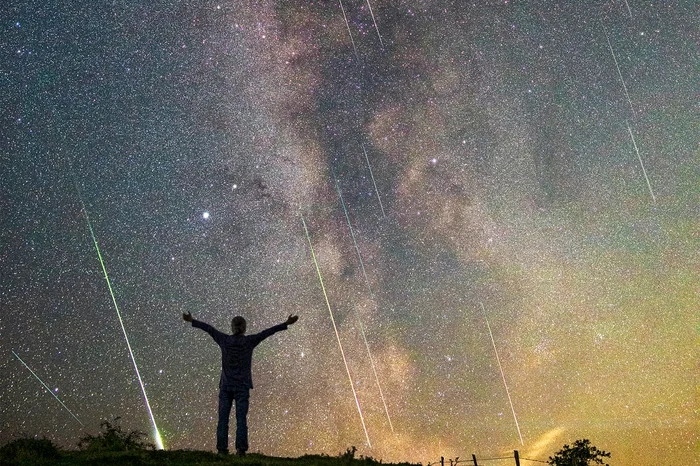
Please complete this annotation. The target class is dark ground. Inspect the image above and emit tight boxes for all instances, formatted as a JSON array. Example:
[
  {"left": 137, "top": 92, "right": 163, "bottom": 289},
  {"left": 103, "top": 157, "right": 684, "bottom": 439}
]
[{"left": 0, "top": 439, "right": 420, "bottom": 466}]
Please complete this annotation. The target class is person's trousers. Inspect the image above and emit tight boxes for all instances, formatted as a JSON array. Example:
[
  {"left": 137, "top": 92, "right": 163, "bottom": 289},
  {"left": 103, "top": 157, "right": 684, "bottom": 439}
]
[{"left": 217, "top": 386, "right": 250, "bottom": 454}]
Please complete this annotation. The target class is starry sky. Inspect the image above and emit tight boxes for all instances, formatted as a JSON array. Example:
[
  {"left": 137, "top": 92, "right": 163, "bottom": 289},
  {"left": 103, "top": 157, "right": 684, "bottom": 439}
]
[{"left": 1, "top": 0, "right": 697, "bottom": 464}]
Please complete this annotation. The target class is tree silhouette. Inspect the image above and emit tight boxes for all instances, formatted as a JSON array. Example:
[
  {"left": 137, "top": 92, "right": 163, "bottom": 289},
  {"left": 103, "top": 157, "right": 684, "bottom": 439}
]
[{"left": 548, "top": 439, "right": 611, "bottom": 466}]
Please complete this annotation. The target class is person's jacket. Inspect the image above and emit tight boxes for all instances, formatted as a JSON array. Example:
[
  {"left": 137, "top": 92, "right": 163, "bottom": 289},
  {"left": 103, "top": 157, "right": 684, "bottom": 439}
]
[{"left": 191, "top": 319, "right": 288, "bottom": 389}]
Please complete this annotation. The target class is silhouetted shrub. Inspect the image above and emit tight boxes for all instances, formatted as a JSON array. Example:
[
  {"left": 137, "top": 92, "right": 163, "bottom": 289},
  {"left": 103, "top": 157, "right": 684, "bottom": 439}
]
[
  {"left": 549, "top": 439, "right": 611, "bottom": 466},
  {"left": 78, "top": 417, "right": 155, "bottom": 452},
  {"left": 0, "top": 436, "right": 61, "bottom": 463},
  {"left": 340, "top": 446, "right": 357, "bottom": 460}
]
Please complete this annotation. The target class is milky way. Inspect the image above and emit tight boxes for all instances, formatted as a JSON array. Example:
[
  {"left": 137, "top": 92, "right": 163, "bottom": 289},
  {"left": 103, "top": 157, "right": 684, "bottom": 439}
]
[{"left": 1, "top": 1, "right": 697, "bottom": 464}]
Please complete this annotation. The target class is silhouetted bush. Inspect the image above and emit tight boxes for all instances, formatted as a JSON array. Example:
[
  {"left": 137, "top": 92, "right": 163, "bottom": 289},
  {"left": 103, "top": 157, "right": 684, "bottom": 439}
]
[
  {"left": 340, "top": 446, "right": 357, "bottom": 461},
  {"left": 78, "top": 417, "right": 155, "bottom": 452},
  {"left": 548, "top": 439, "right": 611, "bottom": 466},
  {"left": 0, "top": 436, "right": 61, "bottom": 463}
]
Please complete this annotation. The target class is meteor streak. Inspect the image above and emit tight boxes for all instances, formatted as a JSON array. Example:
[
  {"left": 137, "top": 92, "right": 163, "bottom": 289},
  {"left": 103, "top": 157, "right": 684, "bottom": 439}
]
[
  {"left": 353, "top": 304, "right": 394, "bottom": 432},
  {"left": 301, "top": 213, "right": 372, "bottom": 447},
  {"left": 626, "top": 121, "right": 657, "bottom": 204},
  {"left": 12, "top": 350, "right": 84, "bottom": 427},
  {"left": 338, "top": 0, "right": 359, "bottom": 61},
  {"left": 73, "top": 179, "right": 164, "bottom": 450},
  {"left": 362, "top": 144, "right": 386, "bottom": 218},
  {"left": 604, "top": 26, "right": 635, "bottom": 117},
  {"left": 624, "top": 0, "right": 633, "bottom": 19},
  {"left": 480, "top": 302, "right": 524, "bottom": 446},
  {"left": 333, "top": 177, "right": 394, "bottom": 431},
  {"left": 365, "top": 0, "right": 384, "bottom": 49},
  {"left": 333, "top": 176, "right": 375, "bottom": 300}
]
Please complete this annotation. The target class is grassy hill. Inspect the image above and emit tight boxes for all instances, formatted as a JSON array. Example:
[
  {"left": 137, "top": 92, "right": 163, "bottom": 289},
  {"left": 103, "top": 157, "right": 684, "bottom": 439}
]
[{"left": 0, "top": 438, "right": 420, "bottom": 466}]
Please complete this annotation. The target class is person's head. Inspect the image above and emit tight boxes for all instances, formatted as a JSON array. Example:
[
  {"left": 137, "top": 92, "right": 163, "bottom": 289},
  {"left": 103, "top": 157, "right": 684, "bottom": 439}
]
[{"left": 231, "top": 316, "right": 247, "bottom": 335}]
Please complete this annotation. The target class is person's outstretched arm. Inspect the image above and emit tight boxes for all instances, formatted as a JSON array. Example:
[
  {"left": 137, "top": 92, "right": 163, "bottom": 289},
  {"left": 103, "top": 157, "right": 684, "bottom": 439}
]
[
  {"left": 250, "top": 314, "right": 299, "bottom": 346},
  {"left": 183, "top": 312, "right": 227, "bottom": 345}
]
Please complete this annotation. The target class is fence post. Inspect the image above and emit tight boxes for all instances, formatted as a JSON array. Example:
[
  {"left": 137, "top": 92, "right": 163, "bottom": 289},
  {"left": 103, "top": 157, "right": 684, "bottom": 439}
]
[
  {"left": 472, "top": 453, "right": 478, "bottom": 466},
  {"left": 513, "top": 450, "right": 520, "bottom": 466},
  {"left": 441, "top": 457, "right": 445, "bottom": 466}
]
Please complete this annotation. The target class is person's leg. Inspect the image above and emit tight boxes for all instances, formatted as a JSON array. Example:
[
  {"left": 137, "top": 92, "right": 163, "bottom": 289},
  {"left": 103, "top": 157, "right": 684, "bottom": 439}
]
[
  {"left": 233, "top": 387, "right": 250, "bottom": 455},
  {"left": 217, "top": 389, "right": 235, "bottom": 454}
]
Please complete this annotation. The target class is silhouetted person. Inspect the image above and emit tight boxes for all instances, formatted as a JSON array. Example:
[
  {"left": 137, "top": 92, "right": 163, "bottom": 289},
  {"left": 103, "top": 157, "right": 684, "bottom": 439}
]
[{"left": 183, "top": 311, "right": 299, "bottom": 456}]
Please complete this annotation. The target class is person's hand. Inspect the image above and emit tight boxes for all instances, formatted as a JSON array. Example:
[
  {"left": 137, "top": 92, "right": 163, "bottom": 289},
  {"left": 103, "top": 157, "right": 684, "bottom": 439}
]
[
  {"left": 286, "top": 314, "right": 299, "bottom": 326},
  {"left": 183, "top": 312, "right": 193, "bottom": 323}
]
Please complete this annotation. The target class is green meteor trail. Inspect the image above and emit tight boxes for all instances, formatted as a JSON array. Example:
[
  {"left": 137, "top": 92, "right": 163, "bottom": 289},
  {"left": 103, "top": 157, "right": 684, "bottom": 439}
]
[
  {"left": 12, "top": 350, "right": 84, "bottom": 427},
  {"left": 73, "top": 178, "right": 164, "bottom": 450},
  {"left": 301, "top": 212, "right": 372, "bottom": 447}
]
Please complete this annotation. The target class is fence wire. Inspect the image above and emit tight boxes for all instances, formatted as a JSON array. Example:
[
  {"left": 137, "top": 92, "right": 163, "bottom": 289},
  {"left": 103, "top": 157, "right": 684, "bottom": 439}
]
[{"left": 427, "top": 452, "right": 549, "bottom": 466}]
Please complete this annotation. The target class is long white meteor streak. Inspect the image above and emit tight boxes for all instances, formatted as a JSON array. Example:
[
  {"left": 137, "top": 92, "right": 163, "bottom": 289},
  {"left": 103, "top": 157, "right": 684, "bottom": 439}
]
[
  {"left": 362, "top": 144, "right": 386, "bottom": 218},
  {"left": 480, "top": 302, "right": 524, "bottom": 446},
  {"left": 365, "top": 0, "right": 384, "bottom": 48},
  {"left": 301, "top": 213, "right": 371, "bottom": 447},
  {"left": 12, "top": 350, "right": 84, "bottom": 427},
  {"left": 73, "top": 179, "right": 164, "bottom": 450},
  {"left": 334, "top": 177, "right": 394, "bottom": 431},
  {"left": 604, "top": 26, "right": 635, "bottom": 117},
  {"left": 626, "top": 121, "right": 657, "bottom": 204},
  {"left": 353, "top": 304, "right": 394, "bottom": 432},
  {"left": 338, "top": 0, "right": 359, "bottom": 61},
  {"left": 334, "top": 177, "right": 375, "bottom": 300},
  {"left": 624, "top": 0, "right": 633, "bottom": 19}
]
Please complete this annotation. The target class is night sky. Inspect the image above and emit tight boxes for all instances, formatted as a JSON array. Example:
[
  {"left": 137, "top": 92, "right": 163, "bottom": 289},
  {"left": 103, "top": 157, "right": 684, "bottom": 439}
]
[{"left": 1, "top": 1, "right": 697, "bottom": 464}]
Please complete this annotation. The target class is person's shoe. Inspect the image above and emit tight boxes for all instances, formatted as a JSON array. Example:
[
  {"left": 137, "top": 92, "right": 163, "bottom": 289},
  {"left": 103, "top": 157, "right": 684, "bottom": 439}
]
[
  {"left": 217, "top": 450, "right": 229, "bottom": 456},
  {"left": 236, "top": 449, "right": 246, "bottom": 457}
]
